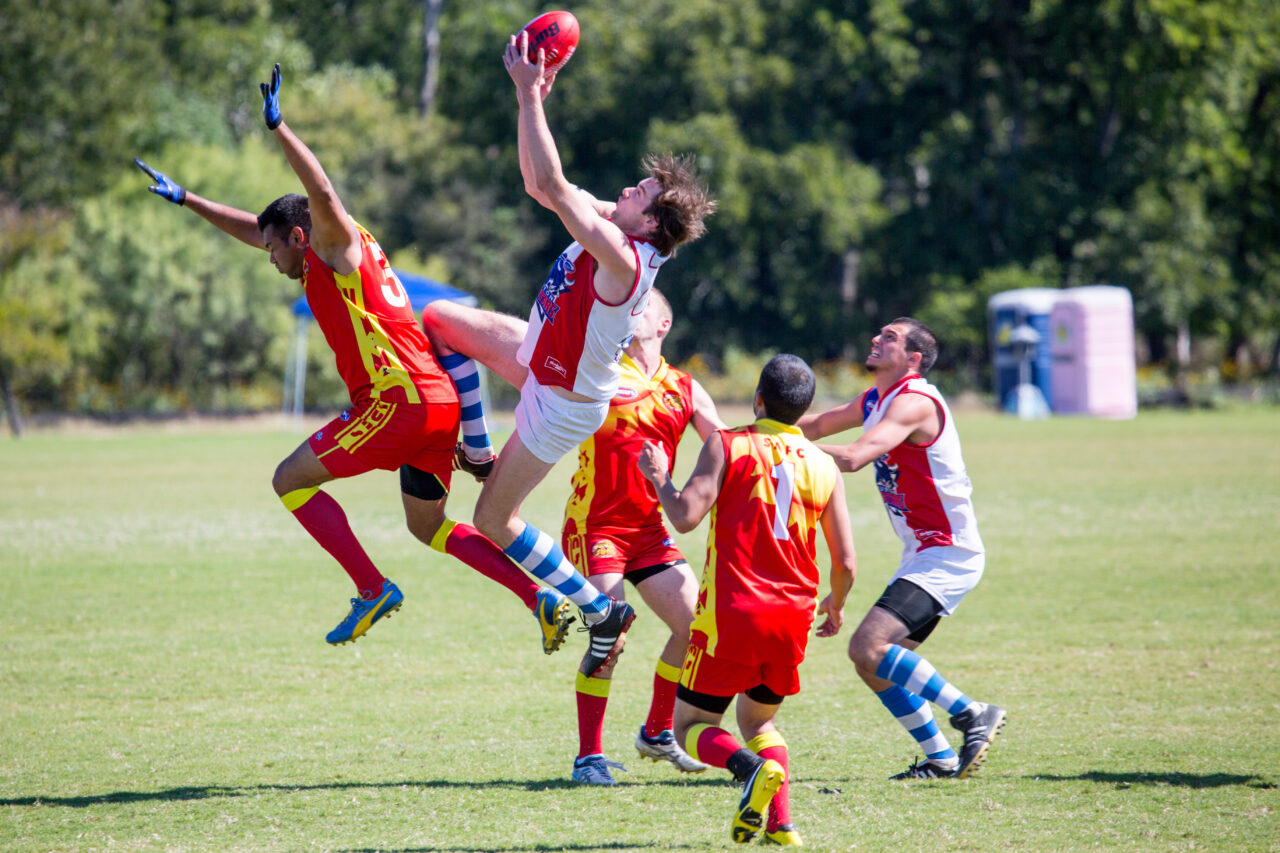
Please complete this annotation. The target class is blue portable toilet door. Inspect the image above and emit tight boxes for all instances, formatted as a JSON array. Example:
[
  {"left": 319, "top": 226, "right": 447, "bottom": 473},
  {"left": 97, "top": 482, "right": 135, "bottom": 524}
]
[{"left": 987, "top": 288, "right": 1058, "bottom": 411}]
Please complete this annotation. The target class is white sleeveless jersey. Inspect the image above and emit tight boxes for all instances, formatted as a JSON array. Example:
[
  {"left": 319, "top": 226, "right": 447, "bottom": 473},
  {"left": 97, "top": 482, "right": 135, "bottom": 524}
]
[
  {"left": 861, "top": 375, "right": 985, "bottom": 561},
  {"left": 518, "top": 237, "right": 668, "bottom": 401}
]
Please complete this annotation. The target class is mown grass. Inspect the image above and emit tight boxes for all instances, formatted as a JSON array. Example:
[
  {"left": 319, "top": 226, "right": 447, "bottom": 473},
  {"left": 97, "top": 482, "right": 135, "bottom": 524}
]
[{"left": 1, "top": 407, "right": 1277, "bottom": 851}]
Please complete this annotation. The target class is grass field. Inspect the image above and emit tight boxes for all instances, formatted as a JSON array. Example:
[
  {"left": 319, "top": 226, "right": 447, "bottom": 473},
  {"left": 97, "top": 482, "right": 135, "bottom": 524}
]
[{"left": 2, "top": 406, "right": 1278, "bottom": 852}]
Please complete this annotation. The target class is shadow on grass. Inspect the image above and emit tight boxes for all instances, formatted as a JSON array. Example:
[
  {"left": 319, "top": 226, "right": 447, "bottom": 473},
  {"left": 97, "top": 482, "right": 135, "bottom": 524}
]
[
  {"left": 337, "top": 846, "right": 685, "bottom": 852},
  {"left": 1, "top": 775, "right": 730, "bottom": 809},
  {"left": 1034, "top": 771, "right": 1275, "bottom": 789}
]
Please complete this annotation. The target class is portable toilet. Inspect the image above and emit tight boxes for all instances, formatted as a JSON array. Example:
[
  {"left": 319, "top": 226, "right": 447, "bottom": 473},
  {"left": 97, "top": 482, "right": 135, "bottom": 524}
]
[
  {"left": 988, "top": 288, "right": 1058, "bottom": 412},
  {"left": 1048, "top": 285, "right": 1137, "bottom": 419}
]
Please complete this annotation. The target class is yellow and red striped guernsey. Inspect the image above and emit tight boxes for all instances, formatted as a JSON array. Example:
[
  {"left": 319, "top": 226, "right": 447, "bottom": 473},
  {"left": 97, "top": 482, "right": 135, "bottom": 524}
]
[
  {"left": 564, "top": 353, "right": 695, "bottom": 534},
  {"left": 690, "top": 419, "right": 840, "bottom": 666},
  {"left": 301, "top": 222, "right": 456, "bottom": 407}
]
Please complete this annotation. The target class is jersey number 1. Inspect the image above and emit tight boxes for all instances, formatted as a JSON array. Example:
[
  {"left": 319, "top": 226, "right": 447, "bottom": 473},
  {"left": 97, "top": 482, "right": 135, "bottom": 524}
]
[{"left": 772, "top": 461, "right": 795, "bottom": 540}]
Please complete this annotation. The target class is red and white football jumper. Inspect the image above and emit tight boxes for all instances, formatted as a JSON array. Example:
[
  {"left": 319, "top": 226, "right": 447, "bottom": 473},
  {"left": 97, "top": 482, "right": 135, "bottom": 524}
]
[
  {"left": 860, "top": 374, "right": 985, "bottom": 614},
  {"left": 517, "top": 237, "right": 668, "bottom": 402}
]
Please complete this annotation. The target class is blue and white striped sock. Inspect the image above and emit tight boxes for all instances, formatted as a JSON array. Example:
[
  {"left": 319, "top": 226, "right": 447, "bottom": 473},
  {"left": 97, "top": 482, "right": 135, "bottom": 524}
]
[
  {"left": 504, "top": 523, "right": 609, "bottom": 620},
  {"left": 876, "top": 685, "right": 957, "bottom": 765},
  {"left": 877, "top": 644, "right": 975, "bottom": 716},
  {"left": 438, "top": 352, "right": 493, "bottom": 461}
]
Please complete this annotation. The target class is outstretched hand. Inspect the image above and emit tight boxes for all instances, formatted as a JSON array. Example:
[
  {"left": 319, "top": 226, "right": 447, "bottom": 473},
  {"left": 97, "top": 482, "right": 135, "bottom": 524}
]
[
  {"left": 503, "top": 31, "right": 556, "bottom": 100},
  {"left": 260, "top": 62, "right": 283, "bottom": 129},
  {"left": 133, "top": 158, "right": 186, "bottom": 205}
]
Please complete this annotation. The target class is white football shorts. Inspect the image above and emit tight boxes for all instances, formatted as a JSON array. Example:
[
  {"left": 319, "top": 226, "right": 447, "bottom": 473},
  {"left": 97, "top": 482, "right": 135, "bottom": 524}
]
[
  {"left": 515, "top": 373, "right": 609, "bottom": 464},
  {"left": 889, "top": 545, "right": 985, "bottom": 616}
]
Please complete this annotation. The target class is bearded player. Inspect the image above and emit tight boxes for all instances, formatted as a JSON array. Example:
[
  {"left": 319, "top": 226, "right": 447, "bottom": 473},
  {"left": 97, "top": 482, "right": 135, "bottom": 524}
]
[
  {"left": 561, "top": 289, "right": 726, "bottom": 785},
  {"left": 134, "top": 64, "right": 573, "bottom": 652},
  {"left": 799, "top": 318, "right": 1006, "bottom": 779}
]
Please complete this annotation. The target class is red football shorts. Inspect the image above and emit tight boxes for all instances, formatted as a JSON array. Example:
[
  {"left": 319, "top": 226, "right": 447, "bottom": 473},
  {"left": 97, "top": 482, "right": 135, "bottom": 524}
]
[
  {"left": 562, "top": 521, "right": 685, "bottom": 578},
  {"left": 309, "top": 397, "right": 458, "bottom": 487},
  {"left": 679, "top": 642, "right": 802, "bottom": 700}
]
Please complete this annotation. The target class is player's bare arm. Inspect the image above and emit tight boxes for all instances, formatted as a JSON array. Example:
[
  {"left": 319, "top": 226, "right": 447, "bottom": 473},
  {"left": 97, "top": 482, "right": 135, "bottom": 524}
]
[
  {"left": 507, "top": 61, "right": 613, "bottom": 220},
  {"left": 638, "top": 434, "right": 726, "bottom": 534},
  {"left": 818, "top": 393, "right": 939, "bottom": 473},
  {"left": 259, "top": 64, "right": 361, "bottom": 275},
  {"left": 689, "top": 379, "right": 727, "bottom": 441},
  {"left": 798, "top": 397, "right": 866, "bottom": 441},
  {"left": 814, "top": 474, "right": 857, "bottom": 637},
  {"left": 505, "top": 33, "right": 640, "bottom": 302},
  {"left": 134, "top": 158, "right": 265, "bottom": 248}
]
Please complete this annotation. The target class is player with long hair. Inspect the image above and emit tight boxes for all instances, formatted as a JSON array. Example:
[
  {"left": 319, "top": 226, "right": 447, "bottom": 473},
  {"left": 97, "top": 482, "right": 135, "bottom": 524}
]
[{"left": 420, "top": 30, "right": 717, "bottom": 677}]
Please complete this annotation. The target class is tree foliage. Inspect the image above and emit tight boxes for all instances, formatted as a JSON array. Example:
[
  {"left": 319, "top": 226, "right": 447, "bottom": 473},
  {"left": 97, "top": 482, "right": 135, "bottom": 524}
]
[{"left": 3, "top": 0, "right": 1278, "bottom": 419}]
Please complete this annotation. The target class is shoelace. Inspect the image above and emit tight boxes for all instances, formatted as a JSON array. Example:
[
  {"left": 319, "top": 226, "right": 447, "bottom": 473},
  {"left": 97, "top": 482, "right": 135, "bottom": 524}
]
[
  {"left": 340, "top": 597, "right": 374, "bottom": 623},
  {"left": 584, "top": 757, "right": 627, "bottom": 773}
]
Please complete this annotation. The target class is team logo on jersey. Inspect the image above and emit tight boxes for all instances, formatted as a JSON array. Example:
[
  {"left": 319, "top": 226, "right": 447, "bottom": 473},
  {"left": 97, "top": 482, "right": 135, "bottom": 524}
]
[
  {"left": 874, "top": 455, "right": 909, "bottom": 516},
  {"left": 662, "top": 536, "right": 675, "bottom": 547},
  {"left": 591, "top": 540, "right": 616, "bottom": 558},
  {"left": 340, "top": 410, "right": 352, "bottom": 422},
  {"left": 662, "top": 391, "right": 685, "bottom": 412},
  {"left": 913, "top": 528, "right": 952, "bottom": 547},
  {"left": 543, "top": 356, "right": 567, "bottom": 377},
  {"left": 535, "top": 253, "right": 576, "bottom": 324}
]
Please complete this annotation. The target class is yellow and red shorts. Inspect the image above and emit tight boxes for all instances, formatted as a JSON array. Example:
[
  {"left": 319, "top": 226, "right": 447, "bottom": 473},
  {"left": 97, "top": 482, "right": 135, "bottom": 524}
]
[
  {"left": 309, "top": 396, "right": 459, "bottom": 485},
  {"left": 562, "top": 520, "right": 685, "bottom": 578},
  {"left": 679, "top": 641, "right": 802, "bottom": 700}
]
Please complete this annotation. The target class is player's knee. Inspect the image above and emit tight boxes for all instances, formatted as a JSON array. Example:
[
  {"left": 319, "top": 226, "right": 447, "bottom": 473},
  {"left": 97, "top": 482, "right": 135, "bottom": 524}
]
[
  {"left": 420, "top": 303, "right": 452, "bottom": 351},
  {"left": 404, "top": 512, "right": 442, "bottom": 545},
  {"left": 847, "top": 633, "right": 883, "bottom": 672},
  {"left": 668, "top": 625, "right": 693, "bottom": 649},
  {"left": 270, "top": 461, "right": 293, "bottom": 497},
  {"left": 471, "top": 503, "right": 507, "bottom": 544}
]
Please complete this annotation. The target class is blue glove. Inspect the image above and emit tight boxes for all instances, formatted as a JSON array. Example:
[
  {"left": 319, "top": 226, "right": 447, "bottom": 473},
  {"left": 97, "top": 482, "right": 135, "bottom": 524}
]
[
  {"left": 260, "top": 62, "right": 282, "bottom": 129},
  {"left": 134, "top": 158, "right": 186, "bottom": 205}
]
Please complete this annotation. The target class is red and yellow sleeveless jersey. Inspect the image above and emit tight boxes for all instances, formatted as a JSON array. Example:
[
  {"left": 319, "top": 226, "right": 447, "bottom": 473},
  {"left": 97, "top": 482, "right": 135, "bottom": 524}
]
[
  {"left": 690, "top": 419, "right": 840, "bottom": 667},
  {"left": 564, "top": 354, "right": 695, "bottom": 534},
  {"left": 301, "top": 222, "right": 455, "bottom": 406}
]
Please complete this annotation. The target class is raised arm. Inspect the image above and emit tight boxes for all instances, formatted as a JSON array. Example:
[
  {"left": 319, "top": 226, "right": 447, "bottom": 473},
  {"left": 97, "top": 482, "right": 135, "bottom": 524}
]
[
  {"left": 638, "top": 433, "right": 726, "bottom": 533},
  {"left": 818, "top": 393, "right": 939, "bottom": 473},
  {"left": 689, "top": 378, "right": 727, "bottom": 441},
  {"left": 259, "top": 64, "right": 361, "bottom": 275},
  {"left": 814, "top": 474, "right": 857, "bottom": 637},
  {"left": 134, "top": 158, "right": 264, "bottom": 249},
  {"left": 504, "top": 33, "right": 637, "bottom": 291}
]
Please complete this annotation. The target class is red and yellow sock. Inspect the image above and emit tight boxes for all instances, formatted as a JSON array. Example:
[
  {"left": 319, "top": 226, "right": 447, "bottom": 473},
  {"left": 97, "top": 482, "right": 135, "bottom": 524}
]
[
  {"left": 281, "top": 487, "right": 383, "bottom": 598},
  {"left": 748, "top": 731, "right": 791, "bottom": 831},
  {"left": 685, "top": 723, "right": 743, "bottom": 769},
  {"left": 431, "top": 519, "right": 540, "bottom": 610},
  {"left": 575, "top": 671, "right": 611, "bottom": 758},
  {"left": 643, "top": 659, "right": 681, "bottom": 737}
]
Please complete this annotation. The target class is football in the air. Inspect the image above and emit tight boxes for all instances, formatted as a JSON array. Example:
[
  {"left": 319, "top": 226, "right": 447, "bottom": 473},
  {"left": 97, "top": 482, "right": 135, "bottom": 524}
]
[{"left": 520, "top": 10, "right": 580, "bottom": 74}]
